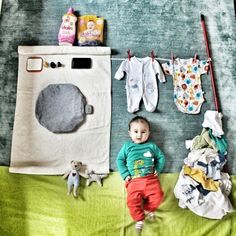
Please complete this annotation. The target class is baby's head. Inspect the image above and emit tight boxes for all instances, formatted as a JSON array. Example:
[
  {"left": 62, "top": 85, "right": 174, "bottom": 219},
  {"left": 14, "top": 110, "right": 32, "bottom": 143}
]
[
  {"left": 87, "top": 20, "right": 96, "bottom": 30},
  {"left": 128, "top": 116, "right": 150, "bottom": 144}
]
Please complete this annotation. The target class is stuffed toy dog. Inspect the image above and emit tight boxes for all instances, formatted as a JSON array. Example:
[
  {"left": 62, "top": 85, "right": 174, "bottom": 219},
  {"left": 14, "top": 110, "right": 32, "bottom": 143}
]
[{"left": 86, "top": 170, "right": 108, "bottom": 187}]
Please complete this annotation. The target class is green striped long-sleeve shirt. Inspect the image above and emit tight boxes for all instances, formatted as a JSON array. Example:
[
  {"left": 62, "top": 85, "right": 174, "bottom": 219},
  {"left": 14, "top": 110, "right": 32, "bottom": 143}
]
[{"left": 117, "top": 141, "right": 165, "bottom": 180}]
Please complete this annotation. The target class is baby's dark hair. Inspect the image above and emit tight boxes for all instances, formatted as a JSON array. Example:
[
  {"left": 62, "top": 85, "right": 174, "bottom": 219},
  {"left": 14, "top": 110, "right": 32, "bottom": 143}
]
[{"left": 128, "top": 116, "right": 150, "bottom": 131}]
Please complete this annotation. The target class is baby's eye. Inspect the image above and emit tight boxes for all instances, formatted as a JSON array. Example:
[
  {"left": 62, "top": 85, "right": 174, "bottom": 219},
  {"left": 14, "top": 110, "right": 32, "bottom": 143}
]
[
  {"left": 142, "top": 131, "right": 146, "bottom": 134},
  {"left": 134, "top": 130, "right": 138, "bottom": 133}
]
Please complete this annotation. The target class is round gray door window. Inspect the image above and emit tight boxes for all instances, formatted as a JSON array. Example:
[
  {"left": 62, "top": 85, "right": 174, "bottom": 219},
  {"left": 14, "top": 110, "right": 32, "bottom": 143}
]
[{"left": 35, "top": 83, "right": 86, "bottom": 133}]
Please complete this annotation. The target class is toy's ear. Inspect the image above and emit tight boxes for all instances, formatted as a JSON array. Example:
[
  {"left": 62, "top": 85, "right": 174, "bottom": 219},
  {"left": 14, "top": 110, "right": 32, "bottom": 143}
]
[
  {"left": 78, "top": 161, "right": 82, "bottom": 166},
  {"left": 71, "top": 160, "right": 74, "bottom": 163}
]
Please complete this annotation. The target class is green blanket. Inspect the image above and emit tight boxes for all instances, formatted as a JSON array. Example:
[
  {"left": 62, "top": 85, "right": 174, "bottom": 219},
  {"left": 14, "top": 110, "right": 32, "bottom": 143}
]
[{"left": 0, "top": 166, "right": 235, "bottom": 236}]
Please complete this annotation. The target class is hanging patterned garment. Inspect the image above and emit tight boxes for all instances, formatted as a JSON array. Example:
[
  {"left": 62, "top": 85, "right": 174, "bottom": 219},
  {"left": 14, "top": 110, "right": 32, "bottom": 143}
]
[{"left": 162, "top": 58, "right": 209, "bottom": 114}]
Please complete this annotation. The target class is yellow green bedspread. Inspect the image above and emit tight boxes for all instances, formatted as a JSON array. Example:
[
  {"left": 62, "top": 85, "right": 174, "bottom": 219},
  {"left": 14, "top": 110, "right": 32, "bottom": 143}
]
[{"left": 0, "top": 166, "right": 235, "bottom": 236}]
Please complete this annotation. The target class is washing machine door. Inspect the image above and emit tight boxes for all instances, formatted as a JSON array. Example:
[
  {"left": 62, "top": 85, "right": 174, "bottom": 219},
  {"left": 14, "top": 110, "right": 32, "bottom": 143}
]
[{"left": 35, "top": 83, "right": 87, "bottom": 133}]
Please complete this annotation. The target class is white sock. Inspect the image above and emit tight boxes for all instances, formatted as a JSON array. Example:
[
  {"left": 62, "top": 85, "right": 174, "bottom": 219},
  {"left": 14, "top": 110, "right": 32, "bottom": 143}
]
[
  {"left": 135, "top": 220, "right": 144, "bottom": 231},
  {"left": 144, "top": 211, "right": 156, "bottom": 221}
]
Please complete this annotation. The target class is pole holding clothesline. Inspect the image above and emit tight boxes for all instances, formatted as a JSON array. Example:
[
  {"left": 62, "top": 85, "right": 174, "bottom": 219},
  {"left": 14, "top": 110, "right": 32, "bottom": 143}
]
[{"left": 200, "top": 14, "right": 220, "bottom": 111}]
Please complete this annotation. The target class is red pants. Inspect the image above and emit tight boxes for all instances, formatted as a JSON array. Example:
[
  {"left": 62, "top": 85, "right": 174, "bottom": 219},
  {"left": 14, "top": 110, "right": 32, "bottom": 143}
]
[{"left": 125, "top": 174, "right": 164, "bottom": 221}]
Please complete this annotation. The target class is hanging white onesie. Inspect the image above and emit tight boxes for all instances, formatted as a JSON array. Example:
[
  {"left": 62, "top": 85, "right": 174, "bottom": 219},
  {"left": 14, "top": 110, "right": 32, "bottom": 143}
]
[
  {"left": 162, "top": 58, "right": 209, "bottom": 114},
  {"left": 115, "top": 57, "right": 165, "bottom": 113}
]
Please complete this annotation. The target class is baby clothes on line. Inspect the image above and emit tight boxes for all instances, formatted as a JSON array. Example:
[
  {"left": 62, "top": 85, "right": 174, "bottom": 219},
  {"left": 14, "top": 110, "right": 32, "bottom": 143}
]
[
  {"left": 115, "top": 57, "right": 166, "bottom": 113},
  {"left": 162, "top": 58, "right": 209, "bottom": 114}
]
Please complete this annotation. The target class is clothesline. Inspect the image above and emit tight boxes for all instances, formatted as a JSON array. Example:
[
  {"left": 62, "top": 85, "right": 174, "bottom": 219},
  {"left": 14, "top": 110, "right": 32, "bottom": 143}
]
[
  {"left": 111, "top": 57, "right": 170, "bottom": 61},
  {"left": 111, "top": 57, "right": 211, "bottom": 62}
]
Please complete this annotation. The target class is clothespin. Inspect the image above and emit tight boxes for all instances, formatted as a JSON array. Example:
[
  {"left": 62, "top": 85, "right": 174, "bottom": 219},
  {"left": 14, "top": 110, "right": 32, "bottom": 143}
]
[
  {"left": 151, "top": 50, "right": 155, "bottom": 62},
  {"left": 193, "top": 53, "right": 198, "bottom": 63},
  {"left": 171, "top": 52, "right": 175, "bottom": 64},
  {"left": 206, "top": 57, "right": 212, "bottom": 74},
  {"left": 127, "top": 49, "right": 131, "bottom": 61}
]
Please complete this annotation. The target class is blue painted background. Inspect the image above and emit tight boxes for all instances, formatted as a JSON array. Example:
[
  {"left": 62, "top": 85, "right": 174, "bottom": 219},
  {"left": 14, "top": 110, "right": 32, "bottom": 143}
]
[{"left": 0, "top": 0, "right": 235, "bottom": 173}]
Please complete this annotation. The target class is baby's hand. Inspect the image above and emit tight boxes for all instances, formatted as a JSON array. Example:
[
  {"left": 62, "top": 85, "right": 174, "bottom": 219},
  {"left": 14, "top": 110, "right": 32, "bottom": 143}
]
[
  {"left": 125, "top": 175, "right": 131, "bottom": 182},
  {"left": 154, "top": 171, "right": 158, "bottom": 176}
]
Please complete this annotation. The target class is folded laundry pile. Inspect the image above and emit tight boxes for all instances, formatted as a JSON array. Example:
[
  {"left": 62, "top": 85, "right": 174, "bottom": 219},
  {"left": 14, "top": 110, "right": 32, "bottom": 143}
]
[{"left": 174, "top": 110, "right": 234, "bottom": 219}]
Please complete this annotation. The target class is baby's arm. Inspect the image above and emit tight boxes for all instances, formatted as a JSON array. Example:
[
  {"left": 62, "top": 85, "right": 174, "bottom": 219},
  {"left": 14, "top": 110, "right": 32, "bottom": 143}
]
[
  {"left": 153, "top": 144, "right": 165, "bottom": 174},
  {"left": 116, "top": 143, "right": 131, "bottom": 180}
]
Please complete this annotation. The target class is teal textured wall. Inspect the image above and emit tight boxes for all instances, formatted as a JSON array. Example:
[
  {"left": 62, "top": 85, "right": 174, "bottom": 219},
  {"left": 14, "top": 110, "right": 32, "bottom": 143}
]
[{"left": 0, "top": 0, "right": 235, "bottom": 173}]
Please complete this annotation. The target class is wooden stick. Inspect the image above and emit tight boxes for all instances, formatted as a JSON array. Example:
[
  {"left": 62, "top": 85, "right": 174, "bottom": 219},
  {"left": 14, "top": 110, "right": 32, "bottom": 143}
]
[{"left": 200, "top": 14, "right": 220, "bottom": 111}]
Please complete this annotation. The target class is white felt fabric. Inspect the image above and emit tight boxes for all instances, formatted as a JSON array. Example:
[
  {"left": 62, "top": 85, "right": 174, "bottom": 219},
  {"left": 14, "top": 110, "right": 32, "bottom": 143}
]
[{"left": 10, "top": 46, "right": 111, "bottom": 175}]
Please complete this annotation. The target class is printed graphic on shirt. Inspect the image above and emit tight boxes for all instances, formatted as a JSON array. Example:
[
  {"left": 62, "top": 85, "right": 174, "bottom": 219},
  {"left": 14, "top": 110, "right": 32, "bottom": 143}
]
[
  {"left": 162, "top": 58, "right": 209, "bottom": 114},
  {"left": 143, "top": 151, "right": 152, "bottom": 157},
  {"left": 133, "top": 151, "right": 154, "bottom": 177},
  {"left": 134, "top": 160, "right": 145, "bottom": 177}
]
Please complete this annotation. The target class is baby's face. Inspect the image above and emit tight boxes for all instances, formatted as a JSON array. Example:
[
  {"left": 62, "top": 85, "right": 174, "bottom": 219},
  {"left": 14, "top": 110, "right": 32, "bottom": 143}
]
[
  {"left": 129, "top": 121, "right": 150, "bottom": 144},
  {"left": 87, "top": 21, "right": 95, "bottom": 30}
]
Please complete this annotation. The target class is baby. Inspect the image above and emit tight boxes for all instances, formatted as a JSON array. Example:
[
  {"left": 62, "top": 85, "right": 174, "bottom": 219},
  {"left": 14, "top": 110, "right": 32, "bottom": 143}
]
[
  {"left": 82, "top": 20, "right": 101, "bottom": 40},
  {"left": 117, "top": 116, "right": 165, "bottom": 234}
]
